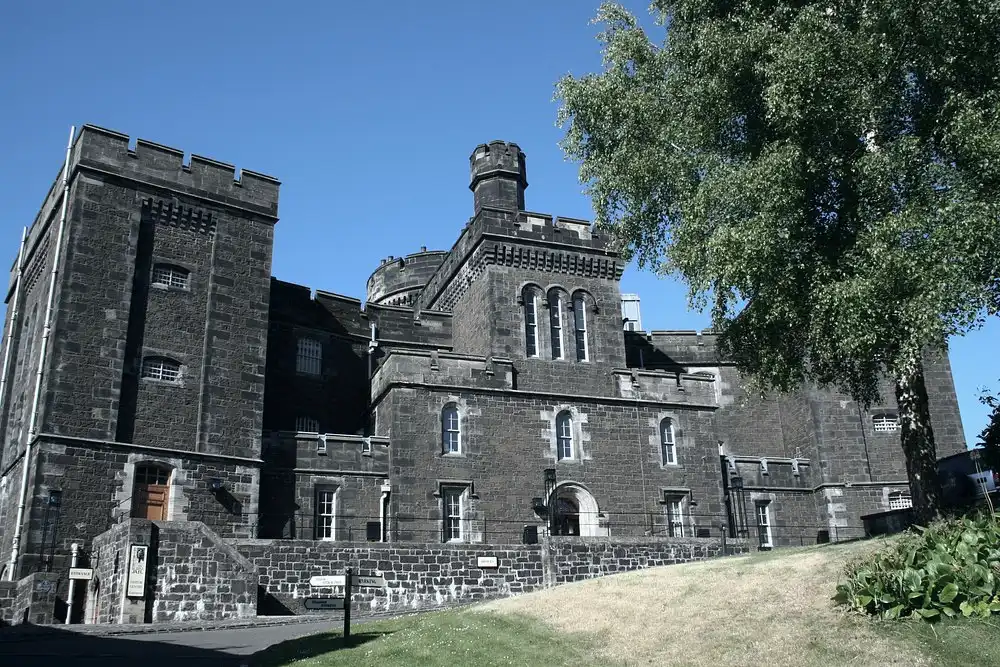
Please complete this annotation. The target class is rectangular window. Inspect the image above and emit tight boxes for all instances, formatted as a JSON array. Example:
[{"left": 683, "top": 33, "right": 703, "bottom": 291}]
[
  {"left": 574, "top": 298, "right": 588, "bottom": 361},
  {"left": 756, "top": 501, "right": 773, "bottom": 548},
  {"left": 661, "top": 419, "right": 677, "bottom": 465},
  {"left": 888, "top": 492, "right": 913, "bottom": 510},
  {"left": 296, "top": 338, "right": 322, "bottom": 375},
  {"left": 151, "top": 264, "right": 190, "bottom": 289},
  {"left": 296, "top": 416, "right": 319, "bottom": 433},
  {"left": 873, "top": 414, "right": 899, "bottom": 432},
  {"left": 665, "top": 497, "right": 685, "bottom": 537},
  {"left": 556, "top": 413, "right": 573, "bottom": 461},
  {"left": 549, "top": 296, "right": 563, "bottom": 359},
  {"left": 141, "top": 357, "right": 181, "bottom": 382},
  {"left": 443, "top": 487, "right": 463, "bottom": 542},
  {"left": 316, "top": 489, "right": 336, "bottom": 541}
]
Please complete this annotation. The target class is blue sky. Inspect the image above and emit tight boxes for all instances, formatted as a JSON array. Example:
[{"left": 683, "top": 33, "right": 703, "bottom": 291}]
[{"left": 1, "top": 1, "right": 995, "bottom": 447}]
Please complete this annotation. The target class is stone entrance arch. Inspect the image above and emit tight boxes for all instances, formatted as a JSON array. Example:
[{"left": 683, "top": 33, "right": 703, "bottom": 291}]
[{"left": 547, "top": 482, "right": 602, "bottom": 537}]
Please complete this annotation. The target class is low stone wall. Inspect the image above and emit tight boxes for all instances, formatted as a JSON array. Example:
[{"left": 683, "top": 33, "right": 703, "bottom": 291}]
[
  {"left": 0, "top": 581, "right": 15, "bottom": 626},
  {"left": 234, "top": 535, "right": 747, "bottom": 615}
]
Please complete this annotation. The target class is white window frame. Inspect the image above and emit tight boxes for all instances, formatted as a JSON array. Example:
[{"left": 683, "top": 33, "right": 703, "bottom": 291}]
[
  {"left": 873, "top": 414, "right": 900, "bottom": 433},
  {"left": 151, "top": 264, "right": 190, "bottom": 290},
  {"left": 556, "top": 411, "right": 574, "bottom": 461},
  {"left": 141, "top": 357, "right": 181, "bottom": 383},
  {"left": 665, "top": 496, "right": 685, "bottom": 537},
  {"left": 756, "top": 501, "right": 773, "bottom": 548},
  {"left": 661, "top": 418, "right": 677, "bottom": 465},
  {"left": 296, "top": 416, "right": 319, "bottom": 433},
  {"left": 573, "top": 297, "right": 588, "bottom": 361},
  {"left": 296, "top": 337, "right": 322, "bottom": 376},
  {"left": 442, "top": 404, "right": 461, "bottom": 454},
  {"left": 549, "top": 293, "right": 564, "bottom": 360},
  {"left": 523, "top": 289, "right": 539, "bottom": 358},
  {"left": 442, "top": 486, "right": 464, "bottom": 542},
  {"left": 316, "top": 488, "right": 337, "bottom": 541},
  {"left": 888, "top": 491, "right": 913, "bottom": 510}
]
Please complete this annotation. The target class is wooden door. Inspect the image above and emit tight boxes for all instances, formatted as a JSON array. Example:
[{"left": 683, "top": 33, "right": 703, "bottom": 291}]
[{"left": 131, "top": 466, "right": 170, "bottom": 520}]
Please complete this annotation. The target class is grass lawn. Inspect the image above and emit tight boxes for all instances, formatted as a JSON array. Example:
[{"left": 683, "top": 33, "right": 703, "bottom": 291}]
[{"left": 254, "top": 540, "right": 1000, "bottom": 667}]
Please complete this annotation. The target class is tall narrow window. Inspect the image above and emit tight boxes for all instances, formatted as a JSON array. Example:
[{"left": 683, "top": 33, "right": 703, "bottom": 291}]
[
  {"left": 523, "top": 288, "right": 538, "bottom": 357},
  {"left": 665, "top": 496, "right": 685, "bottom": 537},
  {"left": 297, "top": 337, "right": 322, "bottom": 375},
  {"left": 296, "top": 416, "right": 319, "bottom": 433},
  {"left": 756, "top": 501, "right": 773, "bottom": 549},
  {"left": 442, "top": 404, "right": 461, "bottom": 454},
  {"left": 316, "top": 489, "right": 336, "bottom": 541},
  {"left": 556, "top": 411, "right": 573, "bottom": 461},
  {"left": 151, "top": 264, "right": 190, "bottom": 290},
  {"left": 573, "top": 296, "right": 588, "bottom": 361},
  {"left": 141, "top": 357, "right": 181, "bottom": 382},
  {"left": 661, "top": 418, "right": 677, "bottom": 465},
  {"left": 442, "top": 487, "right": 463, "bottom": 542},
  {"left": 548, "top": 292, "right": 563, "bottom": 359}
]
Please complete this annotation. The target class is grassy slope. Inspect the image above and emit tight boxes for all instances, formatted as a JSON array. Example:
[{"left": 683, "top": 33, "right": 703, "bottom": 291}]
[{"left": 254, "top": 540, "right": 999, "bottom": 667}]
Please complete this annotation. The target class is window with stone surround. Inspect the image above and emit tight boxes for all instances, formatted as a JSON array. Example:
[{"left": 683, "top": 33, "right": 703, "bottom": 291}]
[
  {"left": 151, "top": 264, "right": 190, "bottom": 290},
  {"left": 522, "top": 286, "right": 539, "bottom": 358},
  {"left": 296, "top": 337, "right": 322, "bottom": 375},
  {"left": 664, "top": 495, "right": 686, "bottom": 537},
  {"left": 573, "top": 295, "right": 589, "bottom": 361},
  {"left": 315, "top": 487, "right": 337, "bottom": 541},
  {"left": 140, "top": 356, "right": 181, "bottom": 383},
  {"left": 756, "top": 500, "right": 773, "bottom": 549},
  {"left": 442, "top": 486, "right": 464, "bottom": 542},
  {"left": 548, "top": 290, "right": 564, "bottom": 360},
  {"left": 888, "top": 491, "right": 913, "bottom": 510},
  {"left": 556, "top": 411, "right": 574, "bottom": 461},
  {"left": 873, "top": 413, "right": 900, "bottom": 432},
  {"left": 660, "top": 418, "right": 677, "bottom": 465},
  {"left": 441, "top": 404, "right": 461, "bottom": 454},
  {"left": 296, "top": 416, "right": 319, "bottom": 433}
]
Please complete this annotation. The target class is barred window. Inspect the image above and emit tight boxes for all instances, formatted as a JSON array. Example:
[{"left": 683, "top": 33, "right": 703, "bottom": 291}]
[
  {"left": 442, "top": 404, "right": 461, "bottom": 454},
  {"left": 556, "top": 411, "right": 573, "bottom": 461},
  {"left": 665, "top": 496, "right": 685, "bottom": 537},
  {"left": 296, "top": 337, "right": 322, "bottom": 375},
  {"left": 141, "top": 357, "right": 181, "bottom": 382},
  {"left": 888, "top": 491, "right": 913, "bottom": 510},
  {"left": 873, "top": 414, "right": 899, "bottom": 432},
  {"left": 151, "top": 264, "right": 190, "bottom": 289},
  {"left": 296, "top": 416, "right": 319, "bottom": 433}
]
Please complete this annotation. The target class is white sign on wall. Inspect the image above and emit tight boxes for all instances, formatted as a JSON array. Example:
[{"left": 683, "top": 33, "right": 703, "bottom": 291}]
[
  {"left": 126, "top": 545, "right": 148, "bottom": 598},
  {"left": 310, "top": 575, "right": 346, "bottom": 587},
  {"left": 69, "top": 567, "right": 94, "bottom": 581},
  {"left": 477, "top": 556, "right": 499, "bottom": 568}
]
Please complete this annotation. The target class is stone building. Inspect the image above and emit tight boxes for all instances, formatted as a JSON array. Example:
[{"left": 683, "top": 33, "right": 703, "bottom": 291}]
[{"left": 0, "top": 125, "right": 967, "bottom": 585}]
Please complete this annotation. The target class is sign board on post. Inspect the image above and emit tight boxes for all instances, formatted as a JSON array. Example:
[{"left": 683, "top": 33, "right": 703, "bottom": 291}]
[
  {"left": 69, "top": 567, "right": 94, "bottom": 581},
  {"left": 126, "top": 545, "right": 148, "bottom": 598},
  {"left": 304, "top": 597, "right": 346, "bottom": 611},
  {"left": 353, "top": 575, "right": 386, "bottom": 588},
  {"left": 309, "top": 575, "right": 346, "bottom": 587}
]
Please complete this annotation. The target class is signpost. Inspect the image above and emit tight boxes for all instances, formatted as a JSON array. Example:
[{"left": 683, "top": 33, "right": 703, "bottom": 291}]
[
  {"left": 353, "top": 575, "right": 386, "bottom": 588},
  {"left": 304, "top": 597, "right": 345, "bottom": 610},
  {"left": 309, "top": 575, "right": 346, "bottom": 587},
  {"left": 305, "top": 568, "right": 391, "bottom": 637},
  {"left": 69, "top": 567, "right": 93, "bottom": 581}
]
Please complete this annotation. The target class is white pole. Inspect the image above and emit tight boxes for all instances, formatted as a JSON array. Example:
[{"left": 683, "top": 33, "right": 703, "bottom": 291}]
[
  {"left": 6, "top": 125, "right": 75, "bottom": 581},
  {"left": 65, "top": 542, "right": 79, "bottom": 624}
]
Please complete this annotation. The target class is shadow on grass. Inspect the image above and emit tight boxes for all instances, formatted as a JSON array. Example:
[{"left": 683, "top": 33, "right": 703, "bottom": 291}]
[{"left": 251, "top": 630, "right": 392, "bottom": 666}]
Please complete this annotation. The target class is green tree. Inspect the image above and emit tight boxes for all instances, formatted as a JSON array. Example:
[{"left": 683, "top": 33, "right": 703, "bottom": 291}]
[
  {"left": 557, "top": 1, "right": 1000, "bottom": 521},
  {"left": 978, "top": 383, "right": 1000, "bottom": 474}
]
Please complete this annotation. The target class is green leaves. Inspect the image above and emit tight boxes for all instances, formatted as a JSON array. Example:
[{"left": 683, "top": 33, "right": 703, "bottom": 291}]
[{"left": 836, "top": 512, "right": 1000, "bottom": 621}]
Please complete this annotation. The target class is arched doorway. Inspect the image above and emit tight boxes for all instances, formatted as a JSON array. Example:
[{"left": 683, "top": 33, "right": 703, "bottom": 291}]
[
  {"left": 130, "top": 464, "right": 171, "bottom": 520},
  {"left": 548, "top": 483, "right": 601, "bottom": 537}
]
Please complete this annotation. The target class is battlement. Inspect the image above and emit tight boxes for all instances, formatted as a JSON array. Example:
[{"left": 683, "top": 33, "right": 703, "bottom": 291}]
[
  {"left": 625, "top": 329, "right": 724, "bottom": 369},
  {"left": 71, "top": 124, "right": 280, "bottom": 218},
  {"left": 366, "top": 248, "right": 448, "bottom": 306}
]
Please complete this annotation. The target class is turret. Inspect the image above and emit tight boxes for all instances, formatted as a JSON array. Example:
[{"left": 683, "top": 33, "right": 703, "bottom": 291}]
[{"left": 469, "top": 140, "right": 527, "bottom": 213}]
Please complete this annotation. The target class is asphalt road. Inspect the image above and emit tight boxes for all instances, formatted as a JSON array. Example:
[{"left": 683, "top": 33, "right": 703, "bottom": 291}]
[{"left": 1, "top": 619, "right": 344, "bottom": 666}]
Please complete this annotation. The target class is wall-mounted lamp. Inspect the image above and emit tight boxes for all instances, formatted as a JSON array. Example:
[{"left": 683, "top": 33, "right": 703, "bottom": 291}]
[{"left": 209, "top": 478, "right": 225, "bottom": 493}]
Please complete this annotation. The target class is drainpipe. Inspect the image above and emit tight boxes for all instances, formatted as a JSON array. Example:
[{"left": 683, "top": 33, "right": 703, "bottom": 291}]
[
  {"left": 0, "top": 227, "right": 28, "bottom": 443},
  {"left": 65, "top": 542, "right": 79, "bottom": 624},
  {"left": 379, "top": 479, "right": 391, "bottom": 542},
  {"left": 6, "top": 125, "right": 75, "bottom": 581},
  {"left": 366, "top": 322, "right": 377, "bottom": 436}
]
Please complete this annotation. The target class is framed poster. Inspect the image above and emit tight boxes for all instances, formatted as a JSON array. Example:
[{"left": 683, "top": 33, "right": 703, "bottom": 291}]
[{"left": 126, "top": 544, "right": 148, "bottom": 598}]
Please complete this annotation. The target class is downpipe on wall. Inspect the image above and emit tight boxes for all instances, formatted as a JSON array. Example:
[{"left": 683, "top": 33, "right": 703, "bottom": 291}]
[
  {"left": 6, "top": 125, "right": 75, "bottom": 581},
  {"left": 0, "top": 227, "right": 28, "bottom": 436}
]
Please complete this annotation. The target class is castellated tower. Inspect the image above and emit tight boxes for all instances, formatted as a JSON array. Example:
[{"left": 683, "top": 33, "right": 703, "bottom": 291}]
[
  {"left": 469, "top": 140, "right": 527, "bottom": 212},
  {"left": 0, "top": 125, "right": 279, "bottom": 580}
]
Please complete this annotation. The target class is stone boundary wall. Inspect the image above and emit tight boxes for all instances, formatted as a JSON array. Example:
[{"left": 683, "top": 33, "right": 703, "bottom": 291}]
[
  {"left": 233, "top": 535, "right": 748, "bottom": 615},
  {"left": 0, "top": 581, "right": 15, "bottom": 625}
]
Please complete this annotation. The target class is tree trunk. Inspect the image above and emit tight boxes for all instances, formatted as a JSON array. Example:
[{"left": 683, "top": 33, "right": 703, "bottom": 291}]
[{"left": 894, "top": 355, "right": 943, "bottom": 524}]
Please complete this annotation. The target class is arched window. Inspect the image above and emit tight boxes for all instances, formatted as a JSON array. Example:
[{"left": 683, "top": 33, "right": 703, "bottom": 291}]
[
  {"left": 548, "top": 291, "right": 564, "bottom": 360},
  {"left": 442, "top": 404, "right": 461, "bottom": 454},
  {"left": 661, "top": 418, "right": 677, "bottom": 465},
  {"left": 556, "top": 411, "right": 573, "bottom": 461},
  {"left": 141, "top": 356, "right": 181, "bottom": 382},
  {"left": 130, "top": 463, "right": 171, "bottom": 520},
  {"left": 573, "top": 295, "right": 589, "bottom": 361},
  {"left": 522, "top": 287, "right": 539, "bottom": 358},
  {"left": 151, "top": 264, "right": 190, "bottom": 289},
  {"left": 297, "top": 337, "right": 322, "bottom": 375}
]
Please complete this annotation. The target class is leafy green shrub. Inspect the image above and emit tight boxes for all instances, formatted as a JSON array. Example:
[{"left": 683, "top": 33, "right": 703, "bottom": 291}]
[{"left": 835, "top": 513, "right": 1000, "bottom": 621}]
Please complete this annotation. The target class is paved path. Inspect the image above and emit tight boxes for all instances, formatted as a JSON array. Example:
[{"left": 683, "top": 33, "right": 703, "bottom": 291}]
[{"left": 1, "top": 618, "right": 345, "bottom": 666}]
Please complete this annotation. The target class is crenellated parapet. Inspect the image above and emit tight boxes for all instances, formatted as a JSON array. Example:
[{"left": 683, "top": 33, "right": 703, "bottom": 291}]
[
  {"left": 625, "top": 329, "right": 723, "bottom": 370},
  {"left": 371, "top": 348, "right": 515, "bottom": 401},
  {"left": 612, "top": 368, "right": 719, "bottom": 408},
  {"left": 366, "top": 248, "right": 447, "bottom": 307}
]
